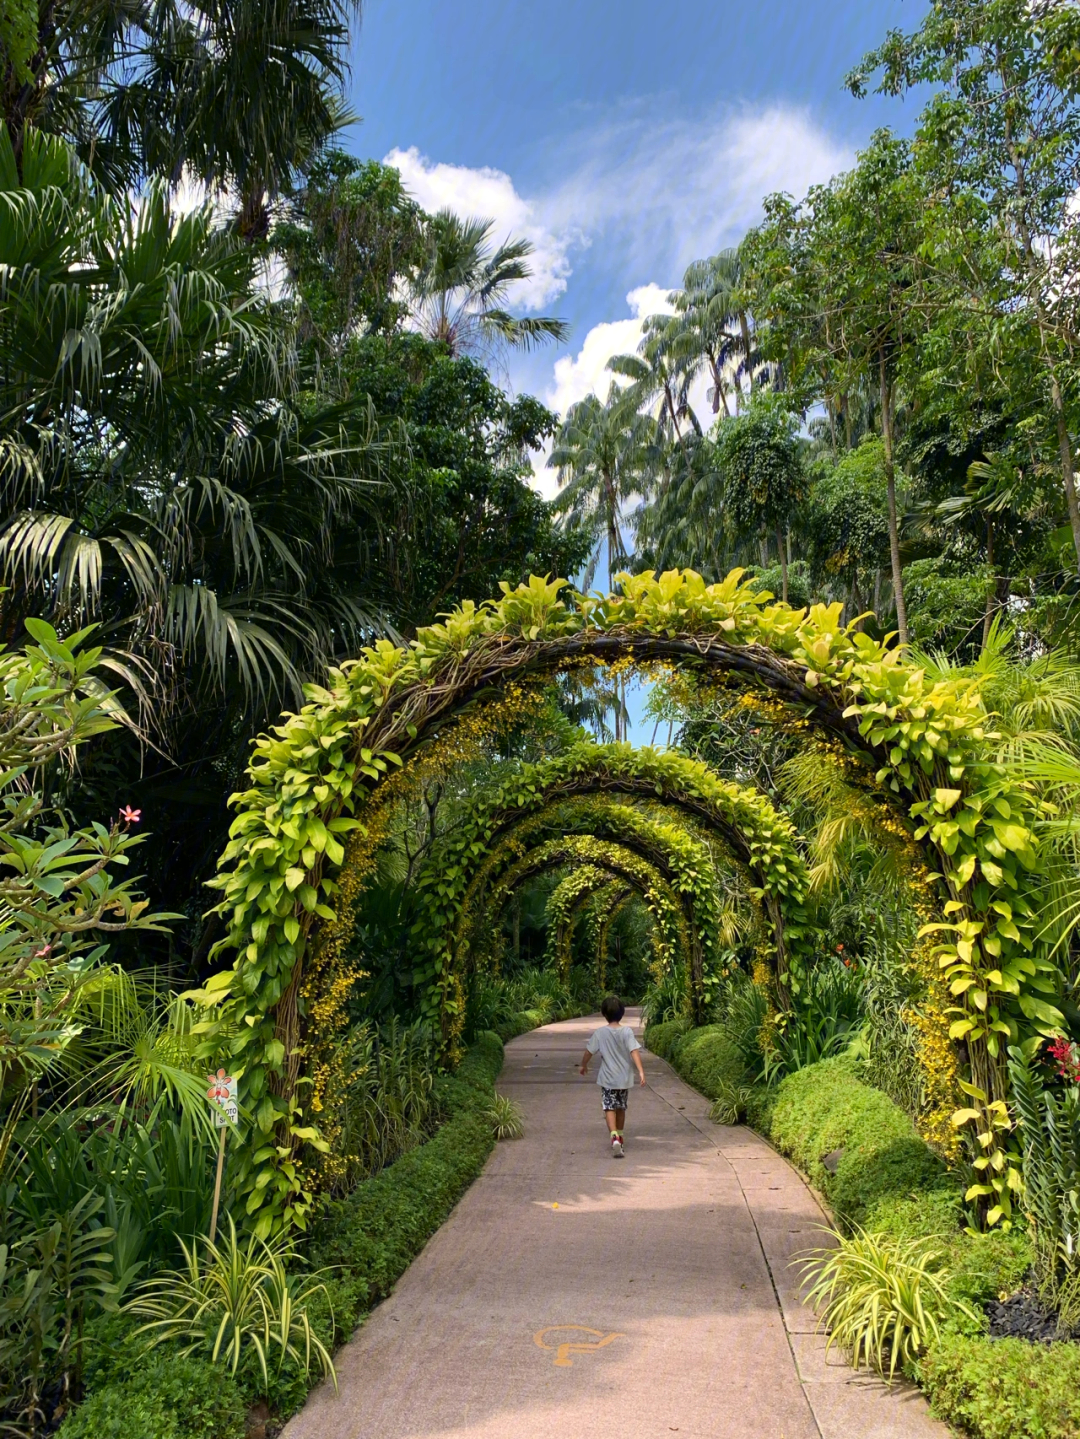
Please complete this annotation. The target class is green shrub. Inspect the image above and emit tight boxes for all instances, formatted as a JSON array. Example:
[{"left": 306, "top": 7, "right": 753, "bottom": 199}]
[
  {"left": 918, "top": 1333, "right": 1080, "bottom": 1439},
  {"left": 768, "top": 1057, "right": 947, "bottom": 1227},
  {"left": 672, "top": 1025, "right": 746, "bottom": 1100},
  {"left": 644, "top": 1018, "right": 689, "bottom": 1061},
  {"left": 59, "top": 1353, "right": 245, "bottom": 1439},
  {"left": 305, "top": 1033, "right": 504, "bottom": 1331}
]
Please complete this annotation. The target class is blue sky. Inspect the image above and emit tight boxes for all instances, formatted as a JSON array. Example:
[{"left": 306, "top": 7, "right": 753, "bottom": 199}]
[
  {"left": 345, "top": 1, "right": 923, "bottom": 484},
  {"left": 342, "top": 1, "right": 924, "bottom": 733}
]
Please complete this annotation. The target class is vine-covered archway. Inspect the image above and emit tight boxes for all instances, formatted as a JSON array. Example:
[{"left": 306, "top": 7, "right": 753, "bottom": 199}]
[
  {"left": 203, "top": 570, "right": 1059, "bottom": 1231},
  {"left": 429, "top": 795, "right": 743, "bottom": 1033},
  {"left": 406, "top": 742, "right": 814, "bottom": 1029},
  {"left": 542, "top": 872, "right": 657, "bottom": 995}
]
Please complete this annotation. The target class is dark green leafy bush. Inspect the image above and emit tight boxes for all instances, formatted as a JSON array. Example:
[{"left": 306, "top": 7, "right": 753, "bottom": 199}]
[
  {"left": 918, "top": 1334, "right": 1080, "bottom": 1439},
  {"left": 644, "top": 1019, "right": 689, "bottom": 1061},
  {"left": 58, "top": 1353, "right": 245, "bottom": 1439},
  {"left": 669, "top": 1025, "right": 745, "bottom": 1100}
]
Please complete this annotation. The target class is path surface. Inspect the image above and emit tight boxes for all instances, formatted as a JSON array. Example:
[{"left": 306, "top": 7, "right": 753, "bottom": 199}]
[{"left": 284, "top": 1013, "right": 947, "bottom": 1439}]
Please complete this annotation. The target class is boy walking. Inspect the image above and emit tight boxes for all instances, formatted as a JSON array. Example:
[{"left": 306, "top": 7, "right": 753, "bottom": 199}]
[{"left": 579, "top": 994, "right": 645, "bottom": 1157}]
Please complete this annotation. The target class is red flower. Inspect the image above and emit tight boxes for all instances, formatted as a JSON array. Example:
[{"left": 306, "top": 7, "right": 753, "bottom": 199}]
[
  {"left": 836, "top": 943, "right": 844, "bottom": 953},
  {"left": 119, "top": 805, "right": 141, "bottom": 824},
  {"left": 1048, "top": 1038, "right": 1080, "bottom": 1084},
  {"left": 843, "top": 959, "right": 851, "bottom": 968}
]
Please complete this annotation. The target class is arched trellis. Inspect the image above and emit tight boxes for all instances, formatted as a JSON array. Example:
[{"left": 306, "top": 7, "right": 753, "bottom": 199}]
[
  {"left": 204, "top": 569, "right": 1060, "bottom": 1231},
  {"left": 482, "top": 833, "right": 693, "bottom": 983},
  {"left": 543, "top": 873, "right": 645, "bottom": 993},
  {"left": 588, "top": 885, "right": 637, "bottom": 993},
  {"left": 437, "top": 796, "right": 734, "bottom": 1030},
  {"left": 543, "top": 870, "right": 629, "bottom": 977},
  {"left": 406, "top": 746, "right": 816, "bottom": 1038}
]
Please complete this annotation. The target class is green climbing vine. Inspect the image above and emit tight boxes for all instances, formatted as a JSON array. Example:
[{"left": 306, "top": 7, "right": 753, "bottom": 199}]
[{"left": 200, "top": 568, "right": 1061, "bottom": 1231}]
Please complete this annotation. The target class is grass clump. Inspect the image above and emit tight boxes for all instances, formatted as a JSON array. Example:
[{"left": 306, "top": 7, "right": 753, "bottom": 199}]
[
  {"left": 799, "top": 1230, "right": 976, "bottom": 1379},
  {"left": 487, "top": 1093, "right": 524, "bottom": 1139}
]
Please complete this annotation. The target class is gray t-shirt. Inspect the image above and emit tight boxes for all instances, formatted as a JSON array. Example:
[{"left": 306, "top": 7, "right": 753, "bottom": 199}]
[{"left": 587, "top": 1024, "right": 641, "bottom": 1088}]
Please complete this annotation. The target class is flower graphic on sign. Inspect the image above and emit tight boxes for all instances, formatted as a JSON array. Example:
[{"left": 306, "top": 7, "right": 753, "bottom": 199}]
[{"left": 207, "top": 1069, "right": 233, "bottom": 1103}]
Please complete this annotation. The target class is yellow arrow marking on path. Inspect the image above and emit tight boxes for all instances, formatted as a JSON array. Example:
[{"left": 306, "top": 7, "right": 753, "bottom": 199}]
[{"left": 533, "top": 1325, "right": 626, "bottom": 1368}]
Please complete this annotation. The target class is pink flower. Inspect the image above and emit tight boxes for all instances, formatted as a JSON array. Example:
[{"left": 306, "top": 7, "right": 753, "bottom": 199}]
[
  {"left": 33, "top": 944, "right": 52, "bottom": 959},
  {"left": 119, "top": 806, "right": 141, "bottom": 824},
  {"left": 1048, "top": 1038, "right": 1080, "bottom": 1085}
]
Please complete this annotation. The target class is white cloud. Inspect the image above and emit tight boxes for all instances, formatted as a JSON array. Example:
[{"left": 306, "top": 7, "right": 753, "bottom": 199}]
[
  {"left": 383, "top": 104, "right": 854, "bottom": 497},
  {"left": 545, "top": 102, "right": 852, "bottom": 281},
  {"left": 546, "top": 283, "right": 673, "bottom": 417},
  {"left": 384, "top": 145, "right": 575, "bottom": 311},
  {"left": 527, "top": 284, "right": 674, "bottom": 500}
]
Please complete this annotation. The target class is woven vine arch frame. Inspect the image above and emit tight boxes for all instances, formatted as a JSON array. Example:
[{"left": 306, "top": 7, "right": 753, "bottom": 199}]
[
  {"left": 543, "top": 871, "right": 641, "bottom": 985},
  {"left": 481, "top": 834, "right": 694, "bottom": 986}
]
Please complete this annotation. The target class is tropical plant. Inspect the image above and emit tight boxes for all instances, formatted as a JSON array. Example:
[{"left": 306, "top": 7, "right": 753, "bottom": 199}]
[
  {"left": 128, "top": 1217, "right": 335, "bottom": 1390},
  {"left": 713, "top": 397, "right": 806, "bottom": 602},
  {"left": 0, "top": 1193, "right": 118, "bottom": 1437},
  {"left": 0, "top": 125, "right": 394, "bottom": 725},
  {"left": 1008, "top": 1045, "right": 1080, "bottom": 1332},
  {"left": 409, "top": 211, "right": 567, "bottom": 362},
  {"left": 951, "top": 1081, "right": 1024, "bottom": 1230},
  {"left": 337, "top": 1018, "right": 435, "bottom": 1186},
  {"left": 549, "top": 390, "right": 654, "bottom": 586},
  {"left": 4, "top": 0, "right": 361, "bottom": 236},
  {"left": 487, "top": 1093, "right": 524, "bottom": 1141},
  {"left": 0, "top": 622, "right": 175, "bottom": 1102},
  {"left": 799, "top": 1228, "right": 975, "bottom": 1379}
]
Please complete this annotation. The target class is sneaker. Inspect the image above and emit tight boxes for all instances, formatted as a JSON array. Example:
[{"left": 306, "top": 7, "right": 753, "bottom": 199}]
[{"left": 611, "top": 1135, "right": 624, "bottom": 1158}]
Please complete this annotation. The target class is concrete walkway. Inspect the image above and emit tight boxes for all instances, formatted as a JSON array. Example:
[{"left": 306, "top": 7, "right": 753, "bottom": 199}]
[{"left": 284, "top": 1012, "right": 948, "bottom": 1439}]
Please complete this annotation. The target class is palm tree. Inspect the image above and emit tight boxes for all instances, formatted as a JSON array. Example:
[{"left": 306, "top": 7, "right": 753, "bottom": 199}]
[
  {"left": 409, "top": 211, "right": 568, "bottom": 361},
  {"left": 0, "top": 125, "right": 392, "bottom": 724},
  {"left": 608, "top": 316, "right": 701, "bottom": 442},
  {"left": 549, "top": 390, "right": 653, "bottom": 740},
  {"left": 3, "top": 0, "right": 360, "bottom": 236},
  {"left": 663, "top": 249, "right": 762, "bottom": 416}
]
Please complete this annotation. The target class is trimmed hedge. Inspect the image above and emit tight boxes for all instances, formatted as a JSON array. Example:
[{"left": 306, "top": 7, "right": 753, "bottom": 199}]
[
  {"left": 666, "top": 1024, "right": 744, "bottom": 1101},
  {"left": 644, "top": 1018, "right": 690, "bottom": 1062},
  {"left": 59, "top": 1032, "right": 506, "bottom": 1437},
  {"left": 767, "top": 1056, "right": 949, "bottom": 1228},
  {"left": 918, "top": 1334, "right": 1080, "bottom": 1439}
]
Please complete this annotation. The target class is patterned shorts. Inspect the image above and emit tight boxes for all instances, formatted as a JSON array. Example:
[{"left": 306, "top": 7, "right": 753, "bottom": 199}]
[{"left": 601, "top": 1087, "right": 628, "bottom": 1111}]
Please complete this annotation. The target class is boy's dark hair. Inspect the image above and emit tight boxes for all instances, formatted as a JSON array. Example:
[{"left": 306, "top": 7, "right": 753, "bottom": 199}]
[{"left": 601, "top": 993, "right": 625, "bottom": 1022}]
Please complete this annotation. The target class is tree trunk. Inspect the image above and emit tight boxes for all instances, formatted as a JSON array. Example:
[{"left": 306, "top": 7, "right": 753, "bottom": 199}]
[
  {"left": 981, "top": 518, "right": 995, "bottom": 653},
  {"left": 775, "top": 523, "right": 789, "bottom": 603},
  {"left": 1050, "top": 374, "right": 1080, "bottom": 576},
  {"left": 879, "top": 353, "right": 909, "bottom": 646},
  {"left": 759, "top": 535, "right": 769, "bottom": 567},
  {"left": 873, "top": 567, "right": 882, "bottom": 621},
  {"left": 739, "top": 311, "right": 754, "bottom": 397}
]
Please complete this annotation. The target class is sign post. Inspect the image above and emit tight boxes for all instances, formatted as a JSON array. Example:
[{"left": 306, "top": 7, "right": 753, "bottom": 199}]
[{"left": 206, "top": 1069, "right": 238, "bottom": 1244}]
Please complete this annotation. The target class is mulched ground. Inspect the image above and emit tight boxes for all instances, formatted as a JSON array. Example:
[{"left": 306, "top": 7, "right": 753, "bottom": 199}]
[{"left": 986, "top": 1287, "right": 1061, "bottom": 1343}]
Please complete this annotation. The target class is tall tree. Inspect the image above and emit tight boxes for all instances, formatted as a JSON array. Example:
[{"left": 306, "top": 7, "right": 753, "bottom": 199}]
[
  {"left": 743, "top": 131, "right": 926, "bottom": 641},
  {"left": 714, "top": 397, "right": 806, "bottom": 603},
  {"left": 849, "top": 0, "right": 1080, "bottom": 577},
  {"left": 2, "top": 0, "right": 360, "bottom": 233},
  {"left": 409, "top": 211, "right": 568, "bottom": 362}
]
